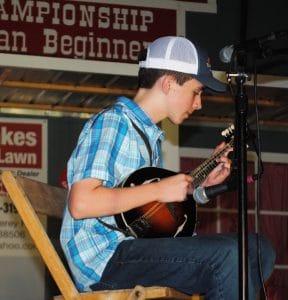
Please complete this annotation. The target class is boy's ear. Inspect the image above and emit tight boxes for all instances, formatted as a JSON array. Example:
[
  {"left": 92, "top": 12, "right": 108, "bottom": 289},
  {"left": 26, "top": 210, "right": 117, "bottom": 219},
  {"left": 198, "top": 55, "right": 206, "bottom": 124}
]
[{"left": 161, "top": 75, "right": 176, "bottom": 95}]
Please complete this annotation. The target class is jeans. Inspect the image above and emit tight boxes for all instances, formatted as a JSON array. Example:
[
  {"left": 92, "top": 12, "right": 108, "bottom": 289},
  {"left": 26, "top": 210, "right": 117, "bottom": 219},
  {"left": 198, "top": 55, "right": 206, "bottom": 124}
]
[{"left": 91, "top": 233, "right": 275, "bottom": 299}]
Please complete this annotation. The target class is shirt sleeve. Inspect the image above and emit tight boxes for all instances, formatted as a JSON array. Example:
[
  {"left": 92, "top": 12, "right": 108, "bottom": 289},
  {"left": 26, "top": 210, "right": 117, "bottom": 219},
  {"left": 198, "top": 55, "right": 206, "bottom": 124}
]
[{"left": 70, "top": 110, "right": 128, "bottom": 186}]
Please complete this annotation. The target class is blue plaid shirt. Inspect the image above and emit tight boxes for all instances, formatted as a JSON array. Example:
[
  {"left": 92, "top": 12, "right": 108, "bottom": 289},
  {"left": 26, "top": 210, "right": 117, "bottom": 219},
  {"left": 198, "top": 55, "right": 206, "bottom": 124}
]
[{"left": 60, "top": 96, "right": 164, "bottom": 291}]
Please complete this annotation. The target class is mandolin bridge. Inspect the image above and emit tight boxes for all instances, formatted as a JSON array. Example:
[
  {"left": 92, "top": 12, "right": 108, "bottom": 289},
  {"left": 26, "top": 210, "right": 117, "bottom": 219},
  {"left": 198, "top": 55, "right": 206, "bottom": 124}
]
[{"left": 129, "top": 216, "right": 151, "bottom": 238}]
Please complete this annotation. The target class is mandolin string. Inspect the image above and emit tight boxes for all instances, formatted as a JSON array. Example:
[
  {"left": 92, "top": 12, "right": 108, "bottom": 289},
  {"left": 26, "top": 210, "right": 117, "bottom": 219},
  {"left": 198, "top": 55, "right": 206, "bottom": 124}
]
[
  {"left": 129, "top": 203, "right": 164, "bottom": 228},
  {"left": 190, "top": 140, "right": 233, "bottom": 186},
  {"left": 138, "top": 202, "right": 165, "bottom": 220}
]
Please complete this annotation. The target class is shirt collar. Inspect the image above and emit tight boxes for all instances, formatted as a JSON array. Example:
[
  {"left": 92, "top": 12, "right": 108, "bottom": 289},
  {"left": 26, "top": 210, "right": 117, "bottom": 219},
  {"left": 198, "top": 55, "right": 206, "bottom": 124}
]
[
  {"left": 116, "top": 96, "right": 155, "bottom": 127},
  {"left": 116, "top": 96, "right": 164, "bottom": 142}
]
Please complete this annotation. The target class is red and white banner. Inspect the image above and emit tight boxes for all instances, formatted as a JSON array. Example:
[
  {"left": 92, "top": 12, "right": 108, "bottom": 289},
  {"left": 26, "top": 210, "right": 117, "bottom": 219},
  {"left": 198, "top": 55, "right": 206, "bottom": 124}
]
[
  {"left": 0, "top": 1, "right": 177, "bottom": 63},
  {"left": 0, "top": 121, "right": 43, "bottom": 169},
  {"left": 0, "top": 0, "right": 217, "bottom": 75}
]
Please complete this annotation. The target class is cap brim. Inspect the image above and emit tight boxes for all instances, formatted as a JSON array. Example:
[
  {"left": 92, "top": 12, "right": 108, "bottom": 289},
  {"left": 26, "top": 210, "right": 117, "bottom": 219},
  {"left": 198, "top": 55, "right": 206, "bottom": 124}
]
[{"left": 195, "top": 74, "right": 227, "bottom": 93}]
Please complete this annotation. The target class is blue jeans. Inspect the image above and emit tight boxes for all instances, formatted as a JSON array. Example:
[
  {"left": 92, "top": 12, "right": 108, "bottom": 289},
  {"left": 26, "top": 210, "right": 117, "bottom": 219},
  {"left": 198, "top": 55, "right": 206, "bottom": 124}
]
[{"left": 91, "top": 233, "right": 275, "bottom": 299}]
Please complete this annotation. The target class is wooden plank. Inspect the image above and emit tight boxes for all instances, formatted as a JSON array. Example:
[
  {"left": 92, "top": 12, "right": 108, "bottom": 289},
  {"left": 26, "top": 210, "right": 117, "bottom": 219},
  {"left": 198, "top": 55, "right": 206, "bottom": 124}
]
[
  {"left": 54, "top": 286, "right": 202, "bottom": 299},
  {"left": 1, "top": 80, "right": 136, "bottom": 96}
]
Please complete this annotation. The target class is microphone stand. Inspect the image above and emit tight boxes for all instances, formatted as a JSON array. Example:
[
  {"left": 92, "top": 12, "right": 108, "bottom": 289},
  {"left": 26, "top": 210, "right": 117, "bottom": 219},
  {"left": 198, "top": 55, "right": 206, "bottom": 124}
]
[
  {"left": 223, "top": 37, "right": 288, "bottom": 299},
  {"left": 227, "top": 49, "right": 249, "bottom": 300}
]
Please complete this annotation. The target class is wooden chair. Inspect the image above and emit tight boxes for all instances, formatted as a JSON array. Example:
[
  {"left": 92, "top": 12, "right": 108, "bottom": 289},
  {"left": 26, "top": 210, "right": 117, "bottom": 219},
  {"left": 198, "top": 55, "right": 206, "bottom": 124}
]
[{"left": 1, "top": 170, "right": 204, "bottom": 300}]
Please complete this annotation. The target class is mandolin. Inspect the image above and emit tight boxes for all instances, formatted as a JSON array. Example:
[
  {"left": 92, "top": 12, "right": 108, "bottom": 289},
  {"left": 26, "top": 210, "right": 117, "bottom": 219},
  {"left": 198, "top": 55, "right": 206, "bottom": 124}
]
[{"left": 114, "top": 126, "right": 234, "bottom": 238}]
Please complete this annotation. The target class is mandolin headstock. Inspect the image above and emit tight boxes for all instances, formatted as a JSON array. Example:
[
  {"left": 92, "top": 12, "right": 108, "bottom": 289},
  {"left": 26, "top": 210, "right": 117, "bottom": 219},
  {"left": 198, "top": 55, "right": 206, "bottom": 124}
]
[{"left": 221, "top": 124, "right": 235, "bottom": 146}]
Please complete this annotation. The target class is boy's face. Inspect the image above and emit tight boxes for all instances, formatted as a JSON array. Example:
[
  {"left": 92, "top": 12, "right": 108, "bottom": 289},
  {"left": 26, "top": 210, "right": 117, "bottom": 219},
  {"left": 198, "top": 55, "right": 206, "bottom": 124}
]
[{"left": 167, "top": 78, "right": 204, "bottom": 125}]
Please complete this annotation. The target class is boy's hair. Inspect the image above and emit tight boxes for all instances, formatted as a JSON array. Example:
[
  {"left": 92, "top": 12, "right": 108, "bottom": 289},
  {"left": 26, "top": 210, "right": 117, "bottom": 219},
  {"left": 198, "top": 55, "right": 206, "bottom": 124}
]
[{"left": 137, "top": 48, "right": 193, "bottom": 89}]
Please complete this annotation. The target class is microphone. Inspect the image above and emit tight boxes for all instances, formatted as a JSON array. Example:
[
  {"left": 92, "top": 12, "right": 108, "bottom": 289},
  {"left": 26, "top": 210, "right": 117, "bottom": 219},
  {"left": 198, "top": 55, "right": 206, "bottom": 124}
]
[
  {"left": 193, "top": 183, "right": 231, "bottom": 204},
  {"left": 219, "top": 45, "right": 235, "bottom": 64},
  {"left": 193, "top": 174, "right": 259, "bottom": 204},
  {"left": 219, "top": 30, "right": 288, "bottom": 63}
]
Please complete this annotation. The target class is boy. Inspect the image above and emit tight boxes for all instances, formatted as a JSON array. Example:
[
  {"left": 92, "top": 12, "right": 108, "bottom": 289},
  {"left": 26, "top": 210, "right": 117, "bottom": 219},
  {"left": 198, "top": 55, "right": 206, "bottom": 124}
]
[{"left": 60, "top": 36, "right": 275, "bottom": 299}]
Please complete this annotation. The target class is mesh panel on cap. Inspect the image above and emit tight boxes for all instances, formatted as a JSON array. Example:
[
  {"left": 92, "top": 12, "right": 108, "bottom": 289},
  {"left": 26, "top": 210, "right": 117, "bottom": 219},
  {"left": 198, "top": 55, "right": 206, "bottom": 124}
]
[
  {"left": 169, "top": 38, "right": 197, "bottom": 66},
  {"left": 149, "top": 38, "right": 171, "bottom": 59},
  {"left": 139, "top": 36, "right": 199, "bottom": 74}
]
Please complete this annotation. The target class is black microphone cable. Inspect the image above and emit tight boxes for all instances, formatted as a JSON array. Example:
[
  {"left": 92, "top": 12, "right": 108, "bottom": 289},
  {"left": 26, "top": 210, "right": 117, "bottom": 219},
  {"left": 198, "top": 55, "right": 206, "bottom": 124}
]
[{"left": 252, "top": 63, "right": 268, "bottom": 300}]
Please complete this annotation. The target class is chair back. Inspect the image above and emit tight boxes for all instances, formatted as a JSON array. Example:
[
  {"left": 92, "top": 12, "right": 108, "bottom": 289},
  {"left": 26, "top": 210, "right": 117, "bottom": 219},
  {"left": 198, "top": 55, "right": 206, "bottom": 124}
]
[{"left": 1, "top": 170, "right": 81, "bottom": 300}]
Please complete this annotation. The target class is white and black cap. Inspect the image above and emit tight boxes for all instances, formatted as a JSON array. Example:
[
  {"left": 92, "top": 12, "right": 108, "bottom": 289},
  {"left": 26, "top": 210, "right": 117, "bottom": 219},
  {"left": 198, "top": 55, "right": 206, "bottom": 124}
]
[{"left": 139, "top": 36, "right": 227, "bottom": 92}]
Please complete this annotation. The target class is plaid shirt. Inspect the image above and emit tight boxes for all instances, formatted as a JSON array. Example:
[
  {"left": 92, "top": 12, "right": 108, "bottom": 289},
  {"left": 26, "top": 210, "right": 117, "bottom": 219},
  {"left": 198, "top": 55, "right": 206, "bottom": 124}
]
[{"left": 60, "top": 96, "right": 164, "bottom": 291}]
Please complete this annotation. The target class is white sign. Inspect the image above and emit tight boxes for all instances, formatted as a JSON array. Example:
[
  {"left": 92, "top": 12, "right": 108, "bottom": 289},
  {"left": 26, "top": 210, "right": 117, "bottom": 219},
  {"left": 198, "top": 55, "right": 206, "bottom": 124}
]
[{"left": 0, "top": 118, "right": 48, "bottom": 257}]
